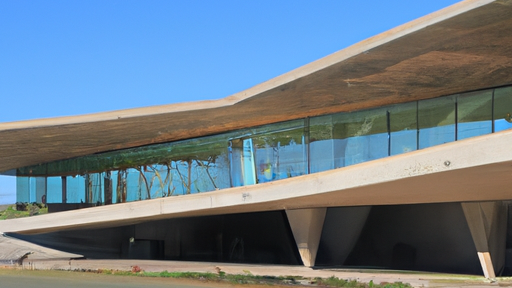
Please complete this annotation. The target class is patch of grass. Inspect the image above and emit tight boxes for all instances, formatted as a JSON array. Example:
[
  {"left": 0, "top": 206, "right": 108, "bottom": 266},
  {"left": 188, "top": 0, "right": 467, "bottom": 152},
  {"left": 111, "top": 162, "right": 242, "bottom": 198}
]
[
  {"left": 100, "top": 270, "right": 219, "bottom": 280},
  {"left": 316, "top": 276, "right": 362, "bottom": 287},
  {"left": 0, "top": 204, "right": 47, "bottom": 220},
  {"left": 94, "top": 268, "right": 412, "bottom": 287},
  {"left": 315, "top": 276, "right": 413, "bottom": 288}
]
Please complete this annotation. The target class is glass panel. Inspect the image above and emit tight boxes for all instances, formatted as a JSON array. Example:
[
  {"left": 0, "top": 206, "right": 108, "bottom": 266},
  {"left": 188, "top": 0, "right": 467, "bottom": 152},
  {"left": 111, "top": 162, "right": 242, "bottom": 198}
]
[
  {"left": 16, "top": 177, "right": 30, "bottom": 203},
  {"left": 229, "top": 138, "right": 257, "bottom": 186},
  {"left": 110, "top": 171, "right": 118, "bottom": 203},
  {"left": 229, "top": 139, "right": 244, "bottom": 187},
  {"left": 103, "top": 172, "right": 113, "bottom": 204},
  {"left": 457, "top": 90, "right": 492, "bottom": 140},
  {"left": 170, "top": 161, "right": 190, "bottom": 195},
  {"left": 418, "top": 96, "right": 456, "bottom": 149},
  {"left": 136, "top": 166, "right": 153, "bottom": 200},
  {"left": 126, "top": 168, "right": 141, "bottom": 201},
  {"left": 142, "top": 165, "right": 168, "bottom": 199},
  {"left": 0, "top": 175, "right": 16, "bottom": 205},
  {"left": 389, "top": 102, "right": 417, "bottom": 155},
  {"left": 153, "top": 164, "right": 174, "bottom": 197},
  {"left": 113, "top": 170, "right": 127, "bottom": 203},
  {"left": 332, "top": 107, "right": 388, "bottom": 168},
  {"left": 66, "top": 175, "right": 86, "bottom": 204},
  {"left": 85, "top": 173, "right": 103, "bottom": 204},
  {"left": 27, "top": 177, "right": 36, "bottom": 202},
  {"left": 310, "top": 115, "right": 335, "bottom": 173},
  {"left": 34, "top": 177, "right": 46, "bottom": 204},
  {"left": 252, "top": 127, "right": 306, "bottom": 182},
  {"left": 242, "top": 139, "right": 257, "bottom": 185},
  {"left": 229, "top": 122, "right": 306, "bottom": 185},
  {"left": 46, "top": 176, "right": 62, "bottom": 203},
  {"left": 494, "top": 86, "right": 512, "bottom": 132},
  {"left": 195, "top": 151, "right": 230, "bottom": 191},
  {"left": 165, "top": 135, "right": 231, "bottom": 194}
]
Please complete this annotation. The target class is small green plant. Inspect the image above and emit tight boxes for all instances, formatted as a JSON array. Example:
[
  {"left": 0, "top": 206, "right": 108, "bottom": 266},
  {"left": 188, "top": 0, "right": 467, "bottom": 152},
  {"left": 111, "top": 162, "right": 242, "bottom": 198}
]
[
  {"left": 242, "top": 269, "right": 252, "bottom": 275},
  {"left": 0, "top": 204, "right": 47, "bottom": 220}
]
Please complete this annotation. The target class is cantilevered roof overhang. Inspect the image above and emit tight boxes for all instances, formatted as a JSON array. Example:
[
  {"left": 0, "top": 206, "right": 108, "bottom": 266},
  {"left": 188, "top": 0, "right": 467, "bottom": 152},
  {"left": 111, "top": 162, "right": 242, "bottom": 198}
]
[{"left": 1, "top": 0, "right": 512, "bottom": 173}]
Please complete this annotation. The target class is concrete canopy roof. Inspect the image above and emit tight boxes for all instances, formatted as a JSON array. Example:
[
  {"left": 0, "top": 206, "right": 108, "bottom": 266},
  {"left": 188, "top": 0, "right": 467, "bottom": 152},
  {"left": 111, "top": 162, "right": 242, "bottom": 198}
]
[{"left": 1, "top": 0, "right": 512, "bottom": 173}]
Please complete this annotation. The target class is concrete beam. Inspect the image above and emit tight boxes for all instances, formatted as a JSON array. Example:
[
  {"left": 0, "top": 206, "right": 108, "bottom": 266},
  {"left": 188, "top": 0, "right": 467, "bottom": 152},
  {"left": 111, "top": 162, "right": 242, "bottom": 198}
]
[{"left": 286, "top": 208, "right": 326, "bottom": 267}]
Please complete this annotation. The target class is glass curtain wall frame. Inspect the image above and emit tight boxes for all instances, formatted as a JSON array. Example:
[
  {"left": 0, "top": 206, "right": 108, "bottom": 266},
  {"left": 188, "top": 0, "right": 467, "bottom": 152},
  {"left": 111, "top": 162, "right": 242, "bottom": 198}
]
[
  {"left": 331, "top": 107, "right": 389, "bottom": 168},
  {"left": 16, "top": 177, "right": 30, "bottom": 203},
  {"left": 14, "top": 85, "right": 512, "bottom": 207},
  {"left": 494, "top": 86, "right": 512, "bottom": 132},
  {"left": 112, "top": 136, "right": 232, "bottom": 200},
  {"left": 64, "top": 175, "right": 86, "bottom": 204},
  {"left": 309, "top": 115, "right": 336, "bottom": 173},
  {"left": 389, "top": 101, "right": 418, "bottom": 156},
  {"left": 15, "top": 176, "right": 47, "bottom": 204},
  {"left": 46, "top": 176, "right": 62, "bottom": 204},
  {"left": 229, "top": 138, "right": 257, "bottom": 187},
  {"left": 418, "top": 95, "right": 456, "bottom": 149},
  {"left": 457, "top": 89, "right": 493, "bottom": 140},
  {"left": 18, "top": 133, "right": 232, "bottom": 205},
  {"left": 252, "top": 125, "right": 307, "bottom": 183},
  {"left": 229, "top": 119, "right": 307, "bottom": 186}
]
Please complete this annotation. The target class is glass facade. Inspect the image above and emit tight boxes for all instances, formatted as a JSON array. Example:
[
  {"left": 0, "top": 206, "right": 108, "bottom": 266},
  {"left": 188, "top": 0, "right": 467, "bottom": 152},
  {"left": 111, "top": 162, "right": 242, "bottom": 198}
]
[
  {"left": 457, "top": 90, "right": 493, "bottom": 140},
  {"left": 332, "top": 107, "right": 389, "bottom": 167},
  {"left": 15, "top": 86, "right": 512, "bottom": 208},
  {"left": 494, "top": 87, "right": 512, "bottom": 132},
  {"left": 389, "top": 102, "right": 417, "bottom": 155},
  {"left": 418, "top": 96, "right": 456, "bottom": 149}
]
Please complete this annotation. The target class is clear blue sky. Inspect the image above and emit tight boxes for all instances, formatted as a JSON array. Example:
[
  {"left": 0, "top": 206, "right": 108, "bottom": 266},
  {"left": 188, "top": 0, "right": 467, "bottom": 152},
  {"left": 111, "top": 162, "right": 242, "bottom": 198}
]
[{"left": 0, "top": 0, "right": 460, "bottom": 204}]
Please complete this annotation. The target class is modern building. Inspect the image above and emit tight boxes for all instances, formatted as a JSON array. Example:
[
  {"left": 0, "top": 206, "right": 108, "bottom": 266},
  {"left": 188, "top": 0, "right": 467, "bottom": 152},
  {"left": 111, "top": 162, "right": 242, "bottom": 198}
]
[{"left": 1, "top": 0, "right": 512, "bottom": 278}]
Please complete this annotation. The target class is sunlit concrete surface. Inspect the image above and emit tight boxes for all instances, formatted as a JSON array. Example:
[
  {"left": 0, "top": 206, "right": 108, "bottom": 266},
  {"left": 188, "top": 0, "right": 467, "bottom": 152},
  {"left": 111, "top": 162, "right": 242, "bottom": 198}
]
[{"left": 0, "top": 233, "right": 82, "bottom": 263}]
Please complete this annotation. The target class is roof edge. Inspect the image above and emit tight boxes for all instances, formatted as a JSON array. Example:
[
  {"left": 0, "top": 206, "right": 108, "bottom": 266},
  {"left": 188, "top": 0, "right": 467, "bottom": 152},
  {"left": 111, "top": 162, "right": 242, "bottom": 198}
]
[{"left": 0, "top": 0, "right": 495, "bottom": 132}]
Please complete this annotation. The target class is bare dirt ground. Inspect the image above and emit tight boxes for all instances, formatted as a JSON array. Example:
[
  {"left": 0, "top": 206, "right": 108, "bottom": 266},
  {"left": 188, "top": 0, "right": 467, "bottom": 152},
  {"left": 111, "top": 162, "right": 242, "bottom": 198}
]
[
  {"left": 0, "top": 268, "right": 254, "bottom": 288},
  {"left": 12, "top": 258, "right": 509, "bottom": 288}
]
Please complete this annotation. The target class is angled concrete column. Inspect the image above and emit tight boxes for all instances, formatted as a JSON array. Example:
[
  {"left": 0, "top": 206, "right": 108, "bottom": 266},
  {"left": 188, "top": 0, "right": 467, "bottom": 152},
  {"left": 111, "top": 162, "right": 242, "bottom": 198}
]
[
  {"left": 286, "top": 208, "right": 326, "bottom": 267},
  {"left": 461, "top": 201, "right": 507, "bottom": 278}
]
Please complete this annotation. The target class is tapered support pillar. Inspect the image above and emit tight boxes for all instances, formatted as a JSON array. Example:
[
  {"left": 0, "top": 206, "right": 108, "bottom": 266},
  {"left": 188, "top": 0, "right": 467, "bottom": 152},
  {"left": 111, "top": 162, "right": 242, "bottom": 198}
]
[
  {"left": 286, "top": 208, "right": 326, "bottom": 267},
  {"left": 461, "top": 201, "right": 507, "bottom": 279}
]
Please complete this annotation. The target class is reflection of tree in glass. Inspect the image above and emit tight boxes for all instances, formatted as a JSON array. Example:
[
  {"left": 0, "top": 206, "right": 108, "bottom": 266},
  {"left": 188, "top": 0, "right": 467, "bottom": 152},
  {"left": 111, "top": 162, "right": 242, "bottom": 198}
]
[
  {"left": 135, "top": 166, "right": 151, "bottom": 200},
  {"left": 116, "top": 170, "right": 127, "bottom": 203},
  {"left": 175, "top": 158, "right": 220, "bottom": 194},
  {"left": 195, "top": 158, "right": 218, "bottom": 190}
]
